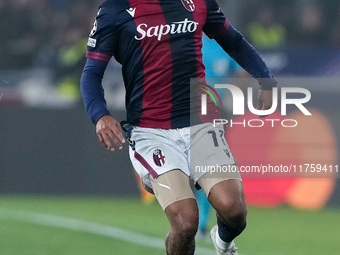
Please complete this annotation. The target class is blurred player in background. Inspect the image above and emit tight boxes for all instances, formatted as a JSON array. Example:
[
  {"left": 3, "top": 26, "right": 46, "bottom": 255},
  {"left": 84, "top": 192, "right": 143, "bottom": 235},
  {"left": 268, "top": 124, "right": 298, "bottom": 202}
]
[{"left": 80, "top": 0, "right": 276, "bottom": 254}]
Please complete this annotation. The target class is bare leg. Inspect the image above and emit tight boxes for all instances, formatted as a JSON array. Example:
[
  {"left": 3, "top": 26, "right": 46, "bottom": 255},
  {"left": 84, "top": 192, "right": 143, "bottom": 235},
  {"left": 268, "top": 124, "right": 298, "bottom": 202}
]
[
  {"left": 208, "top": 179, "right": 247, "bottom": 240},
  {"left": 164, "top": 198, "right": 199, "bottom": 255}
]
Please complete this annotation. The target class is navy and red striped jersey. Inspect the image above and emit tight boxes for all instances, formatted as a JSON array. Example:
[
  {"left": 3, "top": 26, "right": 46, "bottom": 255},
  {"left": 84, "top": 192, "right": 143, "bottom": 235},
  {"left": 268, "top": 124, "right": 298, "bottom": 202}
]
[{"left": 81, "top": 0, "right": 276, "bottom": 128}]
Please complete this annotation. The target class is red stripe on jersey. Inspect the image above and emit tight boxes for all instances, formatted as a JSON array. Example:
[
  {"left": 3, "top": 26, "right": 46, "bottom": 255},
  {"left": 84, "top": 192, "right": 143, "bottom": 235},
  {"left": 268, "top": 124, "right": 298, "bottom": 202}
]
[
  {"left": 224, "top": 19, "right": 230, "bottom": 29},
  {"left": 192, "top": 0, "right": 206, "bottom": 80},
  {"left": 128, "top": 0, "right": 173, "bottom": 128},
  {"left": 86, "top": 51, "right": 111, "bottom": 62},
  {"left": 134, "top": 151, "right": 159, "bottom": 179}
]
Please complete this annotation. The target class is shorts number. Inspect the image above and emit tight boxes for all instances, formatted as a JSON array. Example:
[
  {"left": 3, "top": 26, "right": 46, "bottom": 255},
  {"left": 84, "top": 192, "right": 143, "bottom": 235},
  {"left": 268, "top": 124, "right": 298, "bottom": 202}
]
[{"left": 208, "top": 130, "right": 226, "bottom": 147}]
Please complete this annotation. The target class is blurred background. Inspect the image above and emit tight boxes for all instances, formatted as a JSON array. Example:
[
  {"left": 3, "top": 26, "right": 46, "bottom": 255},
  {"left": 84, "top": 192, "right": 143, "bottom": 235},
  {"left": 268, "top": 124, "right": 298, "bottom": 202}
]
[{"left": 0, "top": 0, "right": 340, "bottom": 254}]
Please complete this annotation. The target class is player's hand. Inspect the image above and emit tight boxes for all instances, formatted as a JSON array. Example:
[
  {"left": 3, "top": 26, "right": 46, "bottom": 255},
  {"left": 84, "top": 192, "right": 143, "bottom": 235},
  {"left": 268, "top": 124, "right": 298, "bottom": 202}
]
[
  {"left": 96, "top": 115, "right": 125, "bottom": 151},
  {"left": 257, "top": 89, "right": 273, "bottom": 118}
]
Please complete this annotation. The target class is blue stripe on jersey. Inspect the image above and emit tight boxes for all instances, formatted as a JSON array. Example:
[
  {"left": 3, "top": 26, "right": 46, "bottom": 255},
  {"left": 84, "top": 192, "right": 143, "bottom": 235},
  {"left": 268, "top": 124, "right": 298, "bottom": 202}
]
[
  {"left": 159, "top": 0, "right": 195, "bottom": 128},
  {"left": 121, "top": 0, "right": 145, "bottom": 127}
]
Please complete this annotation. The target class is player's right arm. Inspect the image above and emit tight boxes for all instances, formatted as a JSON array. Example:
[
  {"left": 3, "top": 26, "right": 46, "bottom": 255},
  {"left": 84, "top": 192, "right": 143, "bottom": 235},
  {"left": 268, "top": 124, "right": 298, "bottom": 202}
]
[
  {"left": 80, "top": 4, "right": 125, "bottom": 151},
  {"left": 80, "top": 58, "right": 125, "bottom": 151},
  {"left": 96, "top": 115, "right": 125, "bottom": 151}
]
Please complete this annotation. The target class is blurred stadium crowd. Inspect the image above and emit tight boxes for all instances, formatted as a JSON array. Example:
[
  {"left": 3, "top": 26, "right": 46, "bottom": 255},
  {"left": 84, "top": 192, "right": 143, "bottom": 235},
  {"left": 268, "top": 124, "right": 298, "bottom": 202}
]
[
  {"left": 1, "top": 0, "right": 340, "bottom": 70},
  {"left": 239, "top": 0, "right": 340, "bottom": 50},
  {"left": 0, "top": 0, "right": 101, "bottom": 70},
  {"left": 0, "top": 0, "right": 340, "bottom": 106}
]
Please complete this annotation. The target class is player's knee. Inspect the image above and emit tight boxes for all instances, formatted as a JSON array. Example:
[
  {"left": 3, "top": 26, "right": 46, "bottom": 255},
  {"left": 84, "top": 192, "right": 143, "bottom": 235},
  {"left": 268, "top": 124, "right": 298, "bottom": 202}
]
[
  {"left": 175, "top": 219, "right": 198, "bottom": 239},
  {"left": 217, "top": 198, "right": 247, "bottom": 225},
  {"left": 174, "top": 213, "right": 198, "bottom": 237},
  {"left": 167, "top": 206, "right": 198, "bottom": 238},
  {"left": 229, "top": 200, "right": 247, "bottom": 225},
  {"left": 209, "top": 180, "right": 247, "bottom": 225}
]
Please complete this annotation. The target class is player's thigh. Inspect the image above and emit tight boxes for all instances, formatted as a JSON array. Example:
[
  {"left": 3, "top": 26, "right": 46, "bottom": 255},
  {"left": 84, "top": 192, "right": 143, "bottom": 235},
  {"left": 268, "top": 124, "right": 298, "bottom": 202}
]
[
  {"left": 190, "top": 124, "right": 237, "bottom": 182},
  {"left": 164, "top": 197, "right": 199, "bottom": 234},
  {"left": 129, "top": 126, "right": 190, "bottom": 193},
  {"left": 197, "top": 166, "right": 246, "bottom": 216},
  {"left": 150, "top": 169, "right": 196, "bottom": 211},
  {"left": 197, "top": 164, "right": 242, "bottom": 198}
]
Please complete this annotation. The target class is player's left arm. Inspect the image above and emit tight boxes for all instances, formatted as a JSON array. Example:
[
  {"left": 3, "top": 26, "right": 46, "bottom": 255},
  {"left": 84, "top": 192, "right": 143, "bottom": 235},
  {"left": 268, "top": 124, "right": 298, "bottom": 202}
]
[
  {"left": 219, "top": 26, "right": 275, "bottom": 113},
  {"left": 203, "top": 0, "right": 276, "bottom": 112},
  {"left": 257, "top": 89, "right": 273, "bottom": 113}
]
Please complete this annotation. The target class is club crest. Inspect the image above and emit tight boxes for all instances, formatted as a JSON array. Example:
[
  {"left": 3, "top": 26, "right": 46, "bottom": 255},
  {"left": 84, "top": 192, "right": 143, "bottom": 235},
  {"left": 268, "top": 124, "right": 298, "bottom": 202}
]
[
  {"left": 181, "top": 0, "right": 195, "bottom": 12},
  {"left": 153, "top": 149, "right": 166, "bottom": 167}
]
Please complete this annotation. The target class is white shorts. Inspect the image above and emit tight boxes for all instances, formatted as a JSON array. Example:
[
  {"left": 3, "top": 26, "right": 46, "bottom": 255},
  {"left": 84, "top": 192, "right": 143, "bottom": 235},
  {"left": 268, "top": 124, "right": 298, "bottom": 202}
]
[{"left": 128, "top": 123, "right": 237, "bottom": 191}]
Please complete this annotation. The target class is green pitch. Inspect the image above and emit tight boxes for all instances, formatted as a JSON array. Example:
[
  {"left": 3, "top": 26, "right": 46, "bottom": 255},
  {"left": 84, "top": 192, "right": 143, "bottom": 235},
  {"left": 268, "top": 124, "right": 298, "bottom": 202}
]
[{"left": 0, "top": 196, "right": 339, "bottom": 255}]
